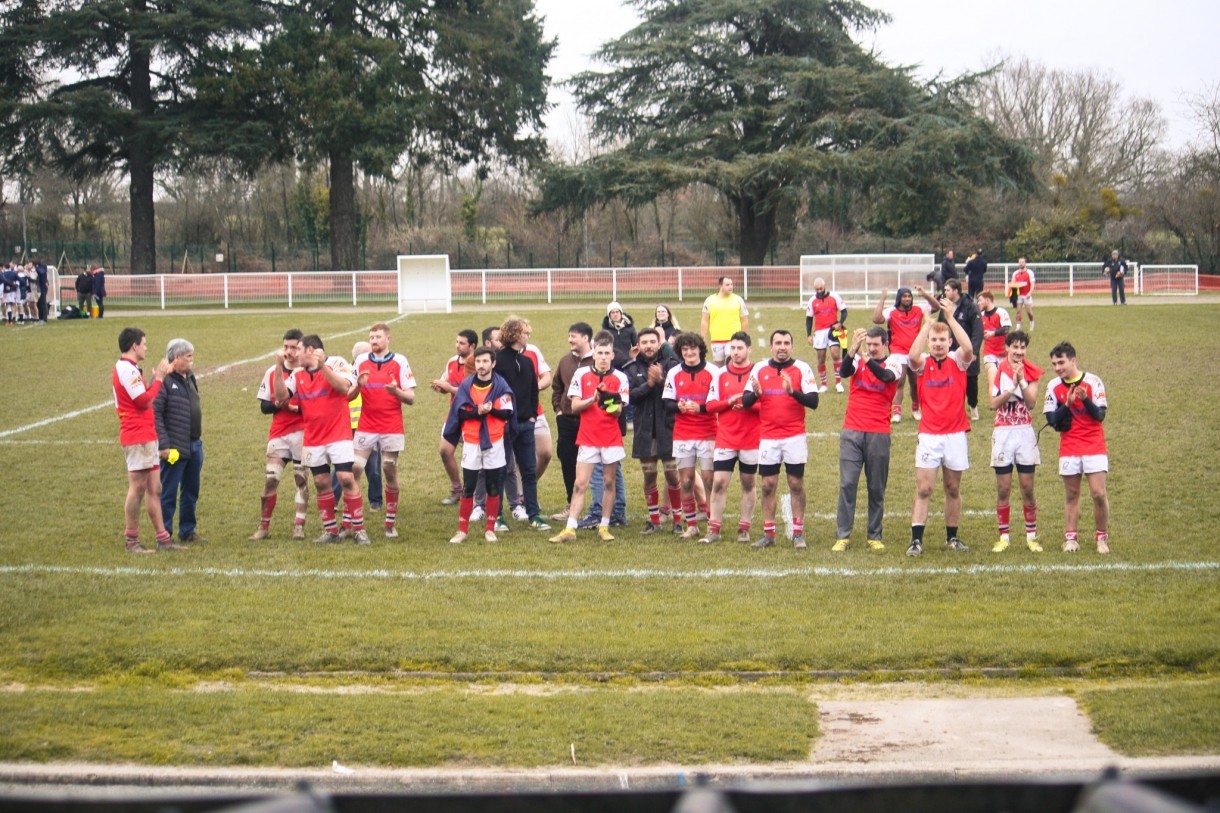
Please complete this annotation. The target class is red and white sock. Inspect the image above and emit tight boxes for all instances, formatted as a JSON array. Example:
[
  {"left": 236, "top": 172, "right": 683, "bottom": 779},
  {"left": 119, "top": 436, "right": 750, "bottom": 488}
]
[
  {"left": 997, "top": 503, "right": 1011, "bottom": 535},
  {"left": 1024, "top": 502, "right": 1038, "bottom": 535},
  {"left": 458, "top": 497, "right": 474, "bottom": 533},
  {"left": 318, "top": 491, "right": 338, "bottom": 533},
  {"left": 485, "top": 496, "right": 501, "bottom": 532}
]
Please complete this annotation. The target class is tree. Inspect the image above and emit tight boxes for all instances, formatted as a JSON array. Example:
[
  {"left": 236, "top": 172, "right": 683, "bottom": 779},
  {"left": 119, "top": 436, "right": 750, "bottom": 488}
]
[
  {"left": 533, "top": 0, "right": 1033, "bottom": 265},
  {"left": 0, "top": 0, "right": 268, "bottom": 274},
  {"left": 972, "top": 56, "right": 1166, "bottom": 198},
  {"left": 1145, "top": 85, "right": 1220, "bottom": 274},
  {"left": 216, "top": 0, "right": 554, "bottom": 271}
]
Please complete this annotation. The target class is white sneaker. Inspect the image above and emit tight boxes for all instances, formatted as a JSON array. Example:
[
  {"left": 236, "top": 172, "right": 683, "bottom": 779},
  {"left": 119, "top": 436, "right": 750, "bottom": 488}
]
[
  {"left": 484, "top": 530, "right": 498, "bottom": 543},
  {"left": 970, "top": 406, "right": 980, "bottom": 421},
  {"left": 469, "top": 506, "right": 485, "bottom": 522},
  {"left": 818, "top": 384, "right": 828, "bottom": 393},
  {"left": 835, "top": 382, "right": 844, "bottom": 393},
  {"left": 912, "top": 408, "right": 922, "bottom": 421},
  {"left": 890, "top": 412, "right": 901, "bottom": 424},
  {"left": 449, "top": 531, "right": 467, "bottom": 545},
  {"left": 511, "top": 505, "right": 529, "bottom": 521}
]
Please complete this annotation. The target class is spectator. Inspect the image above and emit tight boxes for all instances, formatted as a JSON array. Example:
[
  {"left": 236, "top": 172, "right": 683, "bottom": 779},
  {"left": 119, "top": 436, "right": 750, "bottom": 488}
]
[
  {"left": 964, "top": 249, "right": 988, "bottom": 300},
  {"left": 602, "top": 301, "right": 638, "bottom": 369},
  {"left": 155, "top": 338, "right": 205, "bottom": 544},
  {"left": 1103, "top": 250, "right": 1128, "bottom": 306},
  {"left": 91, "top": 266, "right": 107, "bottom": 318},
  {"left": 75, "top": 269, "right": 93, "bottom": 315}
]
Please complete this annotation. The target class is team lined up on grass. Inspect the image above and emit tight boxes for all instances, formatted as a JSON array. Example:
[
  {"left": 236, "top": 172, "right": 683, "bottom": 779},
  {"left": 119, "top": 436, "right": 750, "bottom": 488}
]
[{"left": 111, "top": 275, "right": 1111, "bottom": 555}]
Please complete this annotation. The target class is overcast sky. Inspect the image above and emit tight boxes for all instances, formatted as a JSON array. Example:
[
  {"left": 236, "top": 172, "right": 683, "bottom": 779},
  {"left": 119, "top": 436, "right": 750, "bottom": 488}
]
[{"left": 533, "top": 0, "right": 1220, "bottom": 152}]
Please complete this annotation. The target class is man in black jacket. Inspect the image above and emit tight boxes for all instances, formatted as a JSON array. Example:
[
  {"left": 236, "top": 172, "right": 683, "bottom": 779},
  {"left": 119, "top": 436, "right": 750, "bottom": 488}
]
[
  {"left": 964, "top": 249, "right": 988, "bottom": 300},
  {"left": 623, "top": 327, "right": 680, "bottom": 534},
  {"left": 495, "top": 316, "right": 549, "bottom": 530},
  {"left": 154, "top": 338, "right": 205, "bottom": 543}
]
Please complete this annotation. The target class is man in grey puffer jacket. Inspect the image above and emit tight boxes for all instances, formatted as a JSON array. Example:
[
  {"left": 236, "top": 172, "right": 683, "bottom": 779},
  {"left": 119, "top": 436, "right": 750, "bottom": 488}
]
[{"left": 154, "top": 338, "right": 205, "bottom": 543}]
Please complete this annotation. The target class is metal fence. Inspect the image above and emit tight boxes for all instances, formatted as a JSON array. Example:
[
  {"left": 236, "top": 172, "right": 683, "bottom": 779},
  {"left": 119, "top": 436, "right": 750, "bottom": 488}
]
[{"left": 51, "top": 262, "right": 1200, "bottom": 311}]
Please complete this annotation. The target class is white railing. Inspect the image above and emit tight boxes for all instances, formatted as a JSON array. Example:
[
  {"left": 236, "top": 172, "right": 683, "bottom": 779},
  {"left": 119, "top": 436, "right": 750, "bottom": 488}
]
[{"left": 53, "top": 262, "right": 1200, "bottom": 311}]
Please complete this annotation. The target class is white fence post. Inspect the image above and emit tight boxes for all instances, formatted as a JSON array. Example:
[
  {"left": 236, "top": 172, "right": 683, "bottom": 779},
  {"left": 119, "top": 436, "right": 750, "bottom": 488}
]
[
  {"left": 288, "top": 274, "right": 293, "bottom": 309},
  {"left": 1069, "top": 264, "right": 1074, "bottom": 297},
  {"left": 352, "top": 272, "right": 358, "bottom": 306},
  {"left": 612, "top": 268, "right": 618, "bottom": 301},
  {"left": 547, "top": 269, "right": 552, "bottom": 304},
  {"left": 159, "top": 275, "right": 165, "bottom": 310},
  {"left": 223, "top": 274, "right": 229, "bottom": 309},
  {"left": 481, "top": 270, "right": 487, "bottom": 305},
  {"left": 678, "top": 267, "right": 683, "bottom": 302}
]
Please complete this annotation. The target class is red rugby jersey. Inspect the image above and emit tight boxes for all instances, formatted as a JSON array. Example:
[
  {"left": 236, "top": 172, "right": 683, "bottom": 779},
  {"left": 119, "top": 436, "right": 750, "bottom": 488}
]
[
  {"left": 1043, "top": 372, "right": 1107, "bottom": 456},
  {"left": 992, "top": 359, "right": 1042, "bottom": 428},
  {"left": 806, "top": 291, "right": 845, "bottom": 331},
  {"left": 913, "top": 350, "right": 970, "bottom": 435},
  {"left": 568, "top": 366, "right": 630, "bottom": 447},
  {"left": 256, "top": 364, "right": 303, "bottom": 439},
  {"left": 842, "top": 355, "right": 903, "bottom": 434},
  {"left": 706, "top": 363, "right": 761, "bottom": 450},
  {"left": 747, "top": 358, "right": 818, "bottom": 440},
  {"left": 112, "top": 357, "right": 161, "bottom": 445},
  {"left": 286, "top": 365, "right": 355, "bottom": 446},
  {"left": 882, "top": 303, "right": 930, "bottom": 354},
  {"left": 356, "top": 352, "right": 416, "bottom": 434},
  {"left": 662, "top": 362, "right": 719, "bottom": 441},
  {"left": 981, "top": 307, "right": 1012, "bottom": 358}
]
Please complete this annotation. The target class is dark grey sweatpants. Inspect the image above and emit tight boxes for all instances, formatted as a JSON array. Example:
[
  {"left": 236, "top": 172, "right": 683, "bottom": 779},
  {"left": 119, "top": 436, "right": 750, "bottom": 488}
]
[{"left": 837, "top": 429, "right": 891, "bottom": 540}]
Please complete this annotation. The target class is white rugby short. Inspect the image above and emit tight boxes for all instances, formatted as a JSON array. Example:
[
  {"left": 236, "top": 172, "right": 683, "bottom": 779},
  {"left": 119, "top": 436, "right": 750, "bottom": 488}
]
[
  {"left": 304, "top": 440, "right": 355, "bottom": 468},
  {"left": 759, "top": 435, "right": 808, "bottom": 467},
  {"left": 534, "top": 412, "right": 551, "bottom": 437},
  {"left": 713, "top": 447, "right": 760, "bottom": 466},
  {"left": 916, "top": 431, "right": 970, "bottom": 472},
  {"left": 123, "top": 441, "right": 159, "bottom": 472},
  {"left": 577, "top": 444, "right": 626, "bottom": 465},
  {"left": 990, "top": 424, "right": 1041, "bottom": 468},
  {"left": 461, "top": 438, "right": 507, "bottom": 471},
  {"left": 811, "top": 327, "right": 832, "bottom": 350},
  {"left": 673, "top": 438, "right": 715, "bottom": 470},
  {"left": 354, "top": 431, "right": 405, "bottom": 456},
  {"left": 710, "top": 342, "right": 729, "bottom": 364},
  {"left": 266, "top": 430, "right": 304, "bottom": 463},
  {"left": 1059, "top": 454, "right": 1108, "bottom": 476}
]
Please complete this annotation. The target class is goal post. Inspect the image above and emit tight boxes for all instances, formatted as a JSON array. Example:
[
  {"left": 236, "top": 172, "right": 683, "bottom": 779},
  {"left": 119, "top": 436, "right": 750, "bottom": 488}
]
[
  {"left": 799, "top": 254, "right": 935, "bottom": 307},
  {"left": 396, "top": 254, "right": 452, "bottom": 313}
]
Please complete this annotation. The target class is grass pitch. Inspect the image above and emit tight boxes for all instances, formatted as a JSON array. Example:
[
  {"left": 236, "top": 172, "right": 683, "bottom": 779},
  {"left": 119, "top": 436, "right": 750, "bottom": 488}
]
[{"left": 0, "top": 300, "right": 1217, "bottom": 765}]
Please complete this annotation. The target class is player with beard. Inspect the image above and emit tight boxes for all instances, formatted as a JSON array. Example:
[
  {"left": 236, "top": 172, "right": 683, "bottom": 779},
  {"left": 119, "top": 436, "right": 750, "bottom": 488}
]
[
  {"left": 251, "top": 329, "right": 311, "bottom": 540},
  {"left": 742, "top": 330, "right": 819, "bottom": 550},
  {"left": 988, "top": 330, "right": 1043, "bottom": 553},
  {"left": 353, "top": 322, "right": 416, "bottom": 538},
  {"left": 702, "top": 331, "right": 761, "bottom": 544},
  {"left": 805, "top": 278, "right": 847, "bottom": 393},
  {"left": 873, "top": 287, "right": 932, "bottom": 423},
  {"left": 623, "top": 328, "right": 681, "bottom": 534}
]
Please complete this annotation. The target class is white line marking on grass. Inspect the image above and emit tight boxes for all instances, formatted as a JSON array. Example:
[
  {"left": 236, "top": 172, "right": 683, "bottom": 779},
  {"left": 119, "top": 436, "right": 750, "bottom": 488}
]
[
  {"left": 0, "top": 316, "right": 407, "bottom": 439},
  {"left": 2, "top": 561, "right": 1215, "bottom": 582}
]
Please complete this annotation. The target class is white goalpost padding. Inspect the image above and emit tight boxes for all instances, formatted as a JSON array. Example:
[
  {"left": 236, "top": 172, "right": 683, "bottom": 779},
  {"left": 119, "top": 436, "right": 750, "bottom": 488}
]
[
  {"left": 799, "top": 254, "right": 935, "bottom": 307},
  {"left": 397, "top": 254, "right": 452, "bottom": 313}
]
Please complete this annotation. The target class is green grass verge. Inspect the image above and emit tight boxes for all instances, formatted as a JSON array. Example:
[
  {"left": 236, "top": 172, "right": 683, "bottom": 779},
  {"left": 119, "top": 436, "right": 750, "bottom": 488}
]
[
  {"left": 1079, "top": 682, "right": 1220, "bottom": 756},
  {"left": 0, "top": 686, "right": 816, "bottom": 766}
]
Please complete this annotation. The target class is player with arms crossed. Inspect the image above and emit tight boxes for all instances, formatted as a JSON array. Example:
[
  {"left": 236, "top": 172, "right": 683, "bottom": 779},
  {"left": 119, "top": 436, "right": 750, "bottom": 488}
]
[
  {"left": 274, "top": 335, "right": 368, "bottom": 544},
  {"left": 906, "top": 302, "right": 974, "bottom": 557},
  {"left": 1043, "top": 341, "right": 1111, "bottom": 553},
  {"left": 988, "top": 330, "right": 1044, "bottom": 552},
  {"left": 550, "top": 332, "right": 631, "bottom": 543},
  {"left": 703, "top": 331, "right": 761, "bottom": 544},
  {"left": 699, "top": 276, "right": 749, "bottom": 364},
  {"left": 742, "top": 330, "right": 820, "bottom": 550},
  {"left": 353, "top": 322, "right": 416, "bottom": 538}
]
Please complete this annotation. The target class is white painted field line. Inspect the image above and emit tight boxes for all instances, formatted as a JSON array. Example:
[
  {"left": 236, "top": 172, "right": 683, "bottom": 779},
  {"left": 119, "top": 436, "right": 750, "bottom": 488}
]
[
  {"left": 1, "top": 560, "right": 1215, "bottom": 582},
  {"left": 0, "top": 316, "right": 407, "bottom": 440}
]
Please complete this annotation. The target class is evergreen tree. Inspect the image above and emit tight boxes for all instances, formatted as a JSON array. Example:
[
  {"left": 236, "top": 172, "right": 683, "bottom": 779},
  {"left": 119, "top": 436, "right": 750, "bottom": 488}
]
[
  {"left": 535, "top": 0, "right": 1034, "bottom": 264},
  {"left": 0, "top": 0, "right": 268, "bottom": 274}
]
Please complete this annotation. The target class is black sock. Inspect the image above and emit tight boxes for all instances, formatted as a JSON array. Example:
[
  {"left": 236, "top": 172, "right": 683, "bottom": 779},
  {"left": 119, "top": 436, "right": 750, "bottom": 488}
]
[
  {"left": 946, "top": 526, "right": 958, "bottom": 542},
  {"left": 911, "top": 524, "right": 924, "bottom": 543}
]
